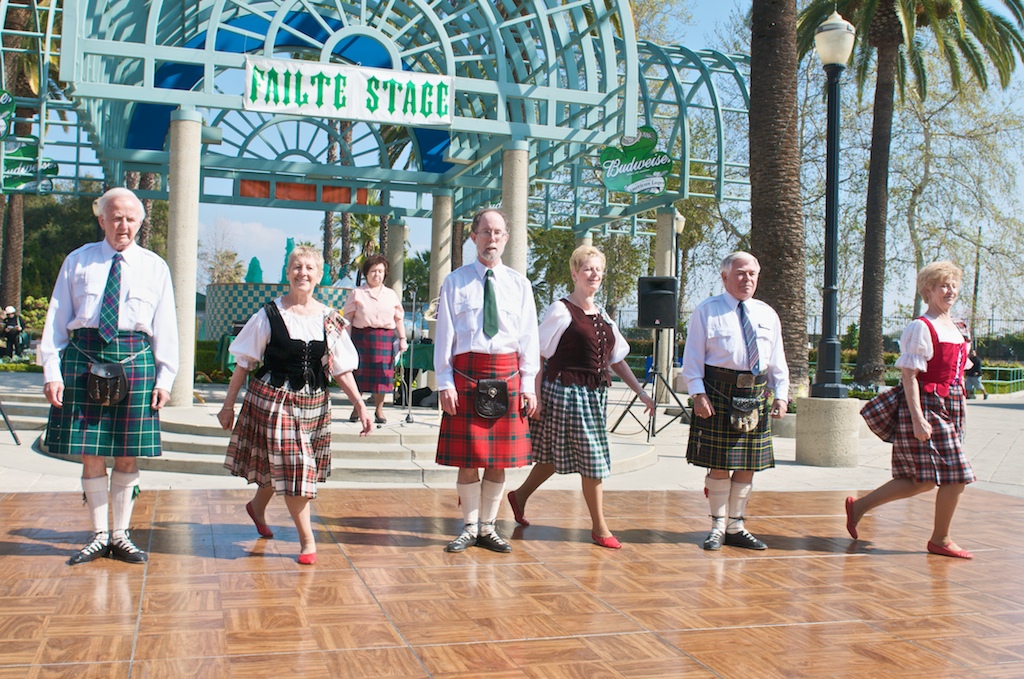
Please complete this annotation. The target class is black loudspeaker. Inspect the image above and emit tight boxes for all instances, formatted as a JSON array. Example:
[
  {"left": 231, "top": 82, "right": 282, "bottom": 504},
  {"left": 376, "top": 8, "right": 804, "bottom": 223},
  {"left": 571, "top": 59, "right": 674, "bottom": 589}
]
[{"left": 637, "top": 277, "right": 678, "bottom": 329}]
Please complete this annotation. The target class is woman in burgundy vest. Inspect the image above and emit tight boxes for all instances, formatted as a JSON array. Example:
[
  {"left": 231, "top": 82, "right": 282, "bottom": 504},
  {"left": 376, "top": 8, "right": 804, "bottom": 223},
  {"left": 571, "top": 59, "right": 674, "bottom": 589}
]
[
  {"left": 846, "top": 261, "right": 975, "bottom": 558},
  {"left": 507, "top": 245, "right": 654, "bottom": 549}
]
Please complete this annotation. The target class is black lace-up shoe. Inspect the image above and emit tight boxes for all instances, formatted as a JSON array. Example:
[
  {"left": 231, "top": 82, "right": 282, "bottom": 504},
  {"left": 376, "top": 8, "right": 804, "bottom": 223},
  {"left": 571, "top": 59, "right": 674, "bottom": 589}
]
[
  {"left": 109, "top": 531, "right": 148, "bottom": 563},
  {"left": 68, "top": 532, "right": 110, "bottom": 565},
  {"left": 475, "top": 525, "right": 512, "bottom": 553},
  {"left": 445, "top": 526, "right": 477, "bottom": 553},
  {"left": 724, "top": 529, "right": 767, "bottom": 550},
  {"left": 703, "top": 529, "right": 724, "bottom": 551}
]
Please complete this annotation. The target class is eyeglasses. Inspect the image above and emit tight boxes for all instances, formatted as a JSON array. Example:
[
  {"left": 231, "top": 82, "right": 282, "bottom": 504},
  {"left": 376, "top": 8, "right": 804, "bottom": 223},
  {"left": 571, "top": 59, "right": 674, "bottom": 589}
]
[{"left": 474, "top": 229, "right": 507, "bottom": 239}]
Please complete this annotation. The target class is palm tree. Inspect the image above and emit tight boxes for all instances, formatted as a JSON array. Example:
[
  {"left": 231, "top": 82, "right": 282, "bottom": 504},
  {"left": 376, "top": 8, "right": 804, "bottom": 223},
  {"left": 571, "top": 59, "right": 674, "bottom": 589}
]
[
  {"left": 749, "top": 0, "right": 808, "bottom": 393},
  {"left": 797, "top": 0, "right": 1024, "bottom": 385}
]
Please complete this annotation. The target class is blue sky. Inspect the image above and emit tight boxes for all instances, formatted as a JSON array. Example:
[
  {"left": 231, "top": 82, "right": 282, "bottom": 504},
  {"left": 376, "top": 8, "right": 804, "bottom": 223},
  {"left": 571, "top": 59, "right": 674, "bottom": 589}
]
[{"left": 198, "top": 4, "right": 742, "bottom": 283}]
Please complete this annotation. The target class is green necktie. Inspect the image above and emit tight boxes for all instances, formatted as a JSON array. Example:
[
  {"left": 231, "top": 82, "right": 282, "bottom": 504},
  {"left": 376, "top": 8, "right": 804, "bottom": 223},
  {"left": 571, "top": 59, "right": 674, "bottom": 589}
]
[{"left": 483, "top": 269, "right": 498, "bottom": 338}]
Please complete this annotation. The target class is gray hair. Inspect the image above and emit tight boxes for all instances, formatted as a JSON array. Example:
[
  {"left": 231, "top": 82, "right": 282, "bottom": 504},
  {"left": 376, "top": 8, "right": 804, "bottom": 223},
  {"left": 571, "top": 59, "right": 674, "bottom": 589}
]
[{"left": 720, "top": 251, "right": 759, "bottom": 275}]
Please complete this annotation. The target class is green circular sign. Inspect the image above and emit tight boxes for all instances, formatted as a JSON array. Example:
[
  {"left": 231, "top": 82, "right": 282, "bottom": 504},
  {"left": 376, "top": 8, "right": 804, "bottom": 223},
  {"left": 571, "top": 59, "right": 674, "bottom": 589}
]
[{"left": 0, "top": 89, "right": 14, "bottom": 140}]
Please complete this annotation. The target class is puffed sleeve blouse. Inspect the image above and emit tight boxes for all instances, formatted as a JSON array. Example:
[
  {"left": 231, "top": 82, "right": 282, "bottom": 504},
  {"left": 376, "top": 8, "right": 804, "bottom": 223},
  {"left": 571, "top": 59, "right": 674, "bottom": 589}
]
[
  {"left": 537, "top": 300, "right": 629, "bottom": 364},
  {"left": 894, "top": 317, "right": 967, "bottom": 373},
  {"left": 229, "top": 298, "right": 358, "bottom": 375}
]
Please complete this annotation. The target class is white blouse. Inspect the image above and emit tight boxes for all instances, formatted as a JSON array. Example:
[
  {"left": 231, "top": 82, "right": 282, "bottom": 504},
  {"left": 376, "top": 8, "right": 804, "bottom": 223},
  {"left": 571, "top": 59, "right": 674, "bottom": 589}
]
[
  {"left": 894, "top": 316, "right": 967, "bottom": 372},
  {"left": 229, "top": 298, "right": 358, "bottom": 375},
  {"left": 537, "top": 300, "right": 630, "bottom": 364}
]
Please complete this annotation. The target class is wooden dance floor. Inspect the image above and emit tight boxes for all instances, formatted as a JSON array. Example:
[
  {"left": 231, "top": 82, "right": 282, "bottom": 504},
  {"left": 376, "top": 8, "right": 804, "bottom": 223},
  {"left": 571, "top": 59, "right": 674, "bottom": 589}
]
[{"left": 1, "top": 487, "right": 1023, "bottom": 678}]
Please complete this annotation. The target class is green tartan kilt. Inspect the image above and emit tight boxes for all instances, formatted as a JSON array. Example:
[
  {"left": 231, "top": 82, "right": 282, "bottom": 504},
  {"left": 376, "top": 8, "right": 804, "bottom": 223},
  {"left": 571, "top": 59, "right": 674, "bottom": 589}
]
[
  {"left": 685, "top": 376, "right": 774, "bottom": 471},
  {"left": 46, "top": 329, "right": 162, "bottom": 458}
]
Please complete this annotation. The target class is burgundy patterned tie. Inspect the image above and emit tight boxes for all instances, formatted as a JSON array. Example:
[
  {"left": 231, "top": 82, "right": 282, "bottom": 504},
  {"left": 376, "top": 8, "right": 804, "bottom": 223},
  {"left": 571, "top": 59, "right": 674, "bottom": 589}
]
[{"left": 98, "top": 253, "right": 122, "bottom": 343}]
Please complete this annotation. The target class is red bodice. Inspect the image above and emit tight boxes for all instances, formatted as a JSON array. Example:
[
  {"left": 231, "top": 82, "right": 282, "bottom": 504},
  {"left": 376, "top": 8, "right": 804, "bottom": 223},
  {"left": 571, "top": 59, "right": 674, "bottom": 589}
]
[{"left": 915, "top": 316, "right": 968, "bottom": 397}]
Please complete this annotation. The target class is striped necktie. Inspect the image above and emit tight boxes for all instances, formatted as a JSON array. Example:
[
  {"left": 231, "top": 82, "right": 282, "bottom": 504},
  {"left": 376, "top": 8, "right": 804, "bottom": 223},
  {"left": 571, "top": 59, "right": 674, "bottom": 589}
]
[
  {"left": 98, "top": 253, "right": 123, "bottom": 343},
  {"left": 738, "top": 300, "right": 760, "bottom": 374}
]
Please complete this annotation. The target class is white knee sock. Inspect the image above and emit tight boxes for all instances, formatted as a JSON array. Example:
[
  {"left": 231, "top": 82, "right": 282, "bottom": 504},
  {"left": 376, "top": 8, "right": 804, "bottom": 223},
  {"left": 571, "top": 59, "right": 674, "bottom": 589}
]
[
  {"left": 727, "top": 480, "right": 753, "bottom": 534},
  {"left": 456, "top": 481, "right": 481, "bottom": 536},
  {"left": 110, "top": 469, "right": 141, "bottom": 539},
  {"left": 705, "top": 476, "right": 730, "bottom": 533},
  {"left": 82, "top": 476, "right": 109, "bottom": 537},
  {"left": 479, "top": 479, "right": 505, "bottom": 534}
]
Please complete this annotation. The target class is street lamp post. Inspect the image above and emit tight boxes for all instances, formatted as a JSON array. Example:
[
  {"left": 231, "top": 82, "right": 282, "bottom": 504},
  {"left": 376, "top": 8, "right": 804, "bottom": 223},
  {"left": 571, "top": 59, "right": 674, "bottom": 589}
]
[{"left": 811, "top": 12, "right": 855, "bottom": 399}]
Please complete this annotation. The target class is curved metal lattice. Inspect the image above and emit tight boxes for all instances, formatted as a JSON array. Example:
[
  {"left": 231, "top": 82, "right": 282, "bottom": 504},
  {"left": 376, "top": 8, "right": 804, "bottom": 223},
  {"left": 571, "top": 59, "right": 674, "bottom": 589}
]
[{"left": 1, "top": 0, "right": 749, "bottom": 235}]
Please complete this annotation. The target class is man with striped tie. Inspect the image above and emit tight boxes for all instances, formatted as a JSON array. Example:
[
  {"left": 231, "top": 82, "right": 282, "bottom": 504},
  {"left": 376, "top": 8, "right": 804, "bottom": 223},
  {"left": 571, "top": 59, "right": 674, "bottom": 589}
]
[
  {"left": 40, "top": 187, "right": 178, "bottom": 565},
  {"left": 682, "top": 251, "right": 789, "bottom": 551}
]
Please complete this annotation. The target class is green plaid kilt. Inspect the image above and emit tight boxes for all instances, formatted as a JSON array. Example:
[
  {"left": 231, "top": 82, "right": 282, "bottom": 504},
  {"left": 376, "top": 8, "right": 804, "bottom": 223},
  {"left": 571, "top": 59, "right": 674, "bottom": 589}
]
[
  {"left": 46, "top": 329, "right": 162, "bottom": 458},
  {"left": 685, "top": 375, "right": 774, "bottom": 471}
]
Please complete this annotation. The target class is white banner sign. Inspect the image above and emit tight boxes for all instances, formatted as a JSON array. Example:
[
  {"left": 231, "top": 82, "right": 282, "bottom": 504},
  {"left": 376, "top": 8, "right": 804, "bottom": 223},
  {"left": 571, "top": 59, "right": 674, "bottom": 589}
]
[{"left": 244, "top": 57, "right": 454, "bottom": 127}]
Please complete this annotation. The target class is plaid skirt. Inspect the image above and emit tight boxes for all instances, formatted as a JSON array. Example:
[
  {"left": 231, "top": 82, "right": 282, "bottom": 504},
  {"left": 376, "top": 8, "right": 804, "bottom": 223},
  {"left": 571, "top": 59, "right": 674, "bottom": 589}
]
[
  {"left": 530, "top": 378, "right": 611, "bottom": 479},
  {"left": 350, "top": 326, "right": 395, "bottom": 394},
  {"left": 436, "top": 352, "right": 531, "bottom": 469},
  {"left": 892, "top": 382, "right": 974, "bottom": 484},
  {"left": 46, "top": 329, "right": 162, "bottom": 458},
  {"left": 223, "top": 376, "right": 332, "bottom": 498},
  {"left": 686, "top": 376, "right": 774, "bottom": 471}
]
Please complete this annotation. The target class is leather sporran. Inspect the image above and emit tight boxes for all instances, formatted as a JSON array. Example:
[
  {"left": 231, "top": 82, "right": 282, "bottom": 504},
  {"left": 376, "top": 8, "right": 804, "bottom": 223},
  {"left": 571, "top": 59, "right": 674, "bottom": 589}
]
[
  {"left": 729, "top": 396, "right": 760, "bottom": 433},
  {"left": 474, "top": 378, "right": 509, "bottom": 419},
  {"left": 86, "top": 362, "right": 128, "bottom": 406}
]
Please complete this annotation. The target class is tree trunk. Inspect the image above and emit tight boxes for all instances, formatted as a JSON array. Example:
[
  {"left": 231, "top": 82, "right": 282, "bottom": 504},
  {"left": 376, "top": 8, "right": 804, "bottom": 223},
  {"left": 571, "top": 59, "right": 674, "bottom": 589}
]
[
  {"left": 748, "top": 0, "right": 807, "bottom": 393},
  {"left": 340, "top": 213, "right": 351, "bottom": 276},
  {"left": 2, "top": 4, "right": 31, "bottom": 311},
  {"left": 379, "top": 213, "right": 389, "bottom": 257},
  {"left": 323, "top": 121, "right": 339, "bottom": 280},
  {"left": 854, "top": 11, "right": 902, "bottom": 386},
  {"left": 452, "top": 220, "right": 465, "bottom": 270},
  {"left": 138, "top": 173, "right": 157, "bottom": 248}
]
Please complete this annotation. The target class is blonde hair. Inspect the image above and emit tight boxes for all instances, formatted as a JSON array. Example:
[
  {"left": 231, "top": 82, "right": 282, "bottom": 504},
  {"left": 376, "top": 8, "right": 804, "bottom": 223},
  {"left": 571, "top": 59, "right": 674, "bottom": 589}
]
[
  {"left": 287, "top": 246, "right": 324, "bottom": 283},
  {"left": 916, "top": 261, "right": 962, "bottom": 297},
  {"left": 569, "top": 245, "right": 606, "bottom": 273}
]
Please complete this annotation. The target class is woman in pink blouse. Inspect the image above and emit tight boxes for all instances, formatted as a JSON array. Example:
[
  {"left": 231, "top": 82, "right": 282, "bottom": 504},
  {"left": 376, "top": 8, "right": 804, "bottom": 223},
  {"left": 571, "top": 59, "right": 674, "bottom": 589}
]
[{"left": 343, "top": 255, "right": 408, "bottom": 424}]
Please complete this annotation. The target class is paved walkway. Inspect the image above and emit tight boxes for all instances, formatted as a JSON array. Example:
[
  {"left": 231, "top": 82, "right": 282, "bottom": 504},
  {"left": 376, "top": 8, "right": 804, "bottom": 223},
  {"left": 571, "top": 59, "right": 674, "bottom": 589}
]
[{"left": 1, "top": 371, "right": 1021, "bottom": 497}]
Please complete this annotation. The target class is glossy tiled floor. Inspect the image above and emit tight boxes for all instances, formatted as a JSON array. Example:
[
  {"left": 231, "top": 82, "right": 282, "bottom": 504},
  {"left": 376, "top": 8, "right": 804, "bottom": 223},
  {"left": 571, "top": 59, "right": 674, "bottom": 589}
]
[{"left": 1, "top": 487, "right": 1022, "bottom": 678}]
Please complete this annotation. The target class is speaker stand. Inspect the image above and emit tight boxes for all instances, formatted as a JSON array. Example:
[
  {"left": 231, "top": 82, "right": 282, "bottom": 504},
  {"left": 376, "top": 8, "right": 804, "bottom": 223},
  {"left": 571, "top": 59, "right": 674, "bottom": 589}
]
[{"left": 610, "top": 330, "right": 690, "bottom": 442}]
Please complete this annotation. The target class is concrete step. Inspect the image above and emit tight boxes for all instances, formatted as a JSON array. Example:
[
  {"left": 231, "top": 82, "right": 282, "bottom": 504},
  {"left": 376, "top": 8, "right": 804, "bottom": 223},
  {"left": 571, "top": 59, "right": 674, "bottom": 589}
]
[
  {"left": 14, "top": 390, "right": 657, "bottom": 484},
  {"left": 35, "top": 437, "right": 655, "bottom": 484}
]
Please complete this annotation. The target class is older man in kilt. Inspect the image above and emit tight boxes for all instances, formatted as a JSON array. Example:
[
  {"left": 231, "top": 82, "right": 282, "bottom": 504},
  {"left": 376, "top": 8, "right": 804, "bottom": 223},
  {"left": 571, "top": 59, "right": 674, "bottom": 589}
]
[
  {"left": 682, "top": 252, "right": 788, "bottom": 551},
  {"left": 40, "top": 188, "right": 178, "bottom": 565},
  {"left": 435, "top": 208, "right": 539, "bottom": 553}
]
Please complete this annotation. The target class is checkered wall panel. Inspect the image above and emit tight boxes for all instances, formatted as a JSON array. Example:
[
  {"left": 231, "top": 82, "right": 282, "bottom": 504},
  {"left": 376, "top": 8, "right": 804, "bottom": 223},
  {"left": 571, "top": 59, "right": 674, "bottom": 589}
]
[{"left": 203, "top": 284, "right": 351, "bottom": 340}]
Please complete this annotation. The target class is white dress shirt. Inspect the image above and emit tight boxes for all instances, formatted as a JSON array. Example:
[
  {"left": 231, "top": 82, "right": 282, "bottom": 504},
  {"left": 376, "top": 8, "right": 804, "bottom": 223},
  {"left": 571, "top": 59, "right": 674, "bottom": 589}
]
[
  {"left": 433, "top": 260, "right": 540, "bottom": 393},
  {"left": 682, "top": 292, "right": 789, "bottom": 401},
  {"left": 229, "top": 299, "right": 358, "bottom": 376},
  {"left": 40, "top": 240, "right": 179, "bottom": 391},
  {"left": 537, "top": 300, "right": 630, "bottom": 364}
]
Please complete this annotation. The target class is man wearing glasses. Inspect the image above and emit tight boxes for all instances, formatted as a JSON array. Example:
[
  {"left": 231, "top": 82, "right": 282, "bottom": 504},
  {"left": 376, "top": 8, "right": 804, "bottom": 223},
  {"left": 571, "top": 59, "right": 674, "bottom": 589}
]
[{"left": 433, "top": 208, "right": 540, "bottom": 553}]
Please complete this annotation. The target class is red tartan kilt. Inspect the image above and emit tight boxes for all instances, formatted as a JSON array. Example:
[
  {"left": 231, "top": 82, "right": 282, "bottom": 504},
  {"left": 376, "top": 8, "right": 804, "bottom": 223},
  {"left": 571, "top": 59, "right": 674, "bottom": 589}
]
[
  {"left": 892, "top": 382, "right": 974, "bottom": 485},
  {"left": 436, "top": 352, "right": 531, "bottom": 469}
]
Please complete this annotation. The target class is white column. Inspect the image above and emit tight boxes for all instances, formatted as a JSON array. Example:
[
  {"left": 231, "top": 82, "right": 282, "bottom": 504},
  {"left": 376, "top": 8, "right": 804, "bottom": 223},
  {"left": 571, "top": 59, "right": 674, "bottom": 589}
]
[
  {"left": 501, "top": 140, "right": 529, "bottom": 274},
  {"left": 386, "top": 218, "right": 406, "bottom": 297},
  {"left": 427, "top": 192, "right": 454, "bottom": 390},
  {"left": 167, "top": 108, "right": 202, "bottom": 408},
  {"left": 653, "top": 208, "right": 676, "bottom": 402}
]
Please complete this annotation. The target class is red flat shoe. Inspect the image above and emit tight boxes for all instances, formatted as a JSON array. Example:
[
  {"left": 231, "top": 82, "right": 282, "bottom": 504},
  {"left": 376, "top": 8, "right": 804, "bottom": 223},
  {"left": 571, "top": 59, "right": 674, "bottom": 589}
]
[
  {"left": 297, "top": 552, "right": 317, "bottom": 565},
  {"left": 246, "top": 502, "right": 274, "bottom": 539},
  {"left": 592, "top": 533, "right": 621, "bottom": 549},
  {"left": 507, "top": 491, "right": 529, "bottom": 527},
  {"left": 927, "top": 541, "right": 973, "bottom": 559},
  {"left": 845, "top": 497, "right": 858, "bottom": 540}
]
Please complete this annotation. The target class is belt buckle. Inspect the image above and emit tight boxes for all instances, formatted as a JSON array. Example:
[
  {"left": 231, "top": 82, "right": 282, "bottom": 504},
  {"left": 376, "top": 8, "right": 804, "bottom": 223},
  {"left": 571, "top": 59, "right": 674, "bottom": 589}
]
[{"left": 736, "top": 373, "right": 755, "bottom": 389}]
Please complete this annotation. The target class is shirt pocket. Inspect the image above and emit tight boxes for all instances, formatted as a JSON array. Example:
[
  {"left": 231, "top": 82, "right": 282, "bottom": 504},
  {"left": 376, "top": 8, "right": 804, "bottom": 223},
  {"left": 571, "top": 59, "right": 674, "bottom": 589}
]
[
  {"left": 125, "top": 286, "right": 158, "bottom": 324},
  {"left": 72, "top": 270, "right": 101, "bottom": 318},
  {"left": 706, "top": 319, "right": 735, "bottom": 346},
  {"left": 453, "top": 289, "right": 482, "bottom": 322}
]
